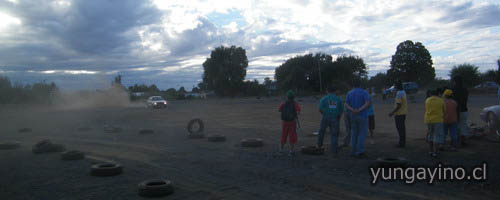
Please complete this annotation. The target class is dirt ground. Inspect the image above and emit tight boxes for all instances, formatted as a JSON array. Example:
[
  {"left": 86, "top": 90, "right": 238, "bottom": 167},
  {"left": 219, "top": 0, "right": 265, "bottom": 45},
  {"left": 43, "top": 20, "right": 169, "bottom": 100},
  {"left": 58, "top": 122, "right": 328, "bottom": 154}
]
[{"left": 1, "top": 93, "right": 500, "bottom": 200}]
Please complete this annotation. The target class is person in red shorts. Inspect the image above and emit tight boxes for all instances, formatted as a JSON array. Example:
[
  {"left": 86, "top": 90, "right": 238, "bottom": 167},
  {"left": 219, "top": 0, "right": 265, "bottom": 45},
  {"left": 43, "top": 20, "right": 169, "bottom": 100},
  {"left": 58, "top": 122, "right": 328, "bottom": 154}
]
[{"left": 278, "top": 90, "right": 301, "bottom": 156}]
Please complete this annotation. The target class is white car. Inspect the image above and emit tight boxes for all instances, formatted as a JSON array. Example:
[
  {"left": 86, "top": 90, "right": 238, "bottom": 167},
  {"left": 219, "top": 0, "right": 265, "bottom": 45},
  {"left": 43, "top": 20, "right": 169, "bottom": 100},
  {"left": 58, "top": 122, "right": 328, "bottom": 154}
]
[
  {"left": 480, "top": 105, "right": 500, "bottom": 137},
  {"left": 146, "top": 96, "right": 167, "bottom": 109}
]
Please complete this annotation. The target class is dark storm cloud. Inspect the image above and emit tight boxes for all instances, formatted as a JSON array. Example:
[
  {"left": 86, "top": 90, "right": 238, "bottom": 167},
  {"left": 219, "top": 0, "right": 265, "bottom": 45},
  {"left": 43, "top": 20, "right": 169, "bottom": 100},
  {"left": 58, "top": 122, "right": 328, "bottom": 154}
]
[{"left": 0, "top": 0, "right": 161, "bottom": 68}]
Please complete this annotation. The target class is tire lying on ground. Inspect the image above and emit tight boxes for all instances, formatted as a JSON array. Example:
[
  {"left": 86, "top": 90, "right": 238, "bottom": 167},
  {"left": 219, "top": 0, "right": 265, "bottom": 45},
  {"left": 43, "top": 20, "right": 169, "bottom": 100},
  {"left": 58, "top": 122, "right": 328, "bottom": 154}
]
[
  {"left": 18, "top": 128, "right": 32, "bottom": 133},
  {"left": 207, "top": 135, "right": 226, "bottom": 142},
  {"left": 187, "top": 118, "right": 204, "bottom": 134},
  {"left": 0, "top": 142, "right": 20, "bottom": 150},
  {"left": 90, "top": 163, "right": 123, "bottom": 177},
  {"left": 241, "top": 138, "right": 264, "bottom": 147},
  {"left": 138, "top": 180, "right": 174, "bottom": 197},
  {"left": 375, "top": 157, "right": 409, "bottom": 168},
  {"left": 139, "top": 129, "right": 155, "bottom": 134},
  {"left": 32, "top": 139, "right": 66, "bottom": 154},
  {"left": 301, "top": 146, "right": 324, "bottom": 155},
  {"left": 61, "top": 150, "right": 85, "bottom": 160}
]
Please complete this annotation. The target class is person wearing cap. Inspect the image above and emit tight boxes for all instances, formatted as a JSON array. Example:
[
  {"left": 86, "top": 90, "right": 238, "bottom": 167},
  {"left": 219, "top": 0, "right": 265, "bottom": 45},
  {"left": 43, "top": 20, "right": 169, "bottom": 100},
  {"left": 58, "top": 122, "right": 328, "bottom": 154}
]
[
  {"left": 278, "top": 90, "right": 301, "bottom": 156},
  {"left": 425, "top": 89, "right": 446, "bottom": 157},
  {"left": 317, "top": 86, "right": 344, "bottom": 155},
  {"left": 443, "top": 89, "right": 458, "bottom": 150}
]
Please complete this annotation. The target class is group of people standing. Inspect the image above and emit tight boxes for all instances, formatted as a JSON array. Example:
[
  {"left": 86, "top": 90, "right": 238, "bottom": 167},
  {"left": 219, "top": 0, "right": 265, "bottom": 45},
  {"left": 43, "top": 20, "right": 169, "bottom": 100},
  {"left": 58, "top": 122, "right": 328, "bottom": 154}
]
[
  {"left": 425, "top": 76, "right": 470, "bottom": 157},
  {"left": 277, "top": 76, "right": 469, "bottom": 158},
  {"left": 278, "top": 78, "right": 383, "bottom": 157}
]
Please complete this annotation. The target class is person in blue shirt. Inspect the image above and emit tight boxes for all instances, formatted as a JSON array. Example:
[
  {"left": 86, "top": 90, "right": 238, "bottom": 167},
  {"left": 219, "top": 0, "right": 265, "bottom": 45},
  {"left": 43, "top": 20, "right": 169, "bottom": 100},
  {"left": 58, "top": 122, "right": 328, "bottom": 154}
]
[
  {"left": 342, "top": 85, "right": 353, "bottom": 147},
  {"left": 345, "top": 79, "right": 372, "bottom": 157},
  {"left": 317, "top": 86, "right": 344, "bottom": 155}
]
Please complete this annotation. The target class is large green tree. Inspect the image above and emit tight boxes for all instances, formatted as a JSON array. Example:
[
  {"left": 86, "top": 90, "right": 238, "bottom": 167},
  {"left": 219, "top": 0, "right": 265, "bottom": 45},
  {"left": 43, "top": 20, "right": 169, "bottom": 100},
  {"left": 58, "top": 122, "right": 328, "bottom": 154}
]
[
  {"left": 449, "top": 63, "right": 481, "bottom": 88},
  {"left": 274, "top": 53, "right": 367, "bottom": 92},
  {"left": 331, "top": 55, "right": 367, "bottom": 82},
  {"left": 274, "top": 53, "right": 332, "bottom": 92},
  {"left": 387, "top": 40, "right": 435, "bottom": 85},
  {"left": 202, "top": 46, "right": 248, "bottom": 96}
]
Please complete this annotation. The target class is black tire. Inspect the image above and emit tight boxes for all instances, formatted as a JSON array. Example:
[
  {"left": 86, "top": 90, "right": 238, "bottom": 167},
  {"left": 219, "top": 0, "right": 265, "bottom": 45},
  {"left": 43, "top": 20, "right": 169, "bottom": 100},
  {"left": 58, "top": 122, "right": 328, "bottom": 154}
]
[
  {"left": 187, "top": 118, "right": 204, "bottom": 135},
  {"left": 139, "top": 129, "right": 155, "bottom": 134},
  {"left": 0, "top": 142, "right": 20, "bottom": 150},
  {"left": 207, "top": 135, "right": 226, "bottom": 142},
  {"left": 90, "top": 163, "right": 123, "bottom": 177},
  {"left": 61, "top": 150, "right": 85, "bottom": 160},
  {"left": 301, "top": 146, "right": 324, "bottom": 155},
  {"left": 241, "top": 138, "right": 264, "bottom": 147},
  {"left": 375, "top": 157, "right": 409, "bottom": 168},
  {"left": 18, "top": 128, "right": 32, "bottom": 133},
  {"left": 138, "top": 180, "right": 174, "bottom": 197}
]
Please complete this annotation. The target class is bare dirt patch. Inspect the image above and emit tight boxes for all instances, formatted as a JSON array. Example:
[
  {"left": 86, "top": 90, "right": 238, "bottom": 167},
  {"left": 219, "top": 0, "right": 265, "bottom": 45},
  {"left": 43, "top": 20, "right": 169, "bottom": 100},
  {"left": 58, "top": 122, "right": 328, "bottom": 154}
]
[{"left": 1, "top": 94, "right": 500, "bottom": 199}]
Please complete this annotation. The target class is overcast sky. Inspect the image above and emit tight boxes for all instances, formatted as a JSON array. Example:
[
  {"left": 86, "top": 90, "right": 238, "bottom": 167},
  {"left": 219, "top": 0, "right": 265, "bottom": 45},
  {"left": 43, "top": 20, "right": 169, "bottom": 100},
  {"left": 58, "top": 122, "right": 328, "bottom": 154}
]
[{"left": 0, "top": 0, "right": 499, "bottom": 90}]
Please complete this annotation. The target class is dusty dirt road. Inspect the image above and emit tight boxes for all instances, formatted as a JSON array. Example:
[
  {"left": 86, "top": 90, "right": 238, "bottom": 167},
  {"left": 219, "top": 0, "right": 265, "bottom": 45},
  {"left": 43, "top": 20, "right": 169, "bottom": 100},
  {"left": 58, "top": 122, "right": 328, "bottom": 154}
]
[{"left": 1, "top": 94, "right": 499, "bottom": 199}]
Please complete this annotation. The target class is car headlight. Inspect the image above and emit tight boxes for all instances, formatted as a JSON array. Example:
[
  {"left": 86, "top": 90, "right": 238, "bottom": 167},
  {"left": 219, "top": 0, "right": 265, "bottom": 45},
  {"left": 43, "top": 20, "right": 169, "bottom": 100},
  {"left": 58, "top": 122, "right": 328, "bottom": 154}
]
[{"left": 153, "top": 102, "right": 157, "bottom": 105}]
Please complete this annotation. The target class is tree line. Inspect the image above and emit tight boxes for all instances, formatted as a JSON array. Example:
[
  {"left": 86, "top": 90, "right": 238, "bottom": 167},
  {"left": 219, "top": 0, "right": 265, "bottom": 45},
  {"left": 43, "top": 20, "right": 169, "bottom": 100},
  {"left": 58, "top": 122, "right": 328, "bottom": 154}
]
[
  {"left": 199, "top": 41, "right": 499, "bottom": 96},
  {"left": 0, "top": 76, "right": 58, "bottom": 104}
]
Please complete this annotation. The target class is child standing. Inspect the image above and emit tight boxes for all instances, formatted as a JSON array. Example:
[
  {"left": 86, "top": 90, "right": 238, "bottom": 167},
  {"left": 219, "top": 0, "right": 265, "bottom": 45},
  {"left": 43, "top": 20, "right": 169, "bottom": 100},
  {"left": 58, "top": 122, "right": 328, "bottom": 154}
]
[
  {"left": 425, "top": 89, "right": 446, "bottom": 157},
  {"left": 278, "top": 90, "right": 301, "bottom": 155},
  {"left": 443, "top": 89, "right": 458, "bottom": 150}
]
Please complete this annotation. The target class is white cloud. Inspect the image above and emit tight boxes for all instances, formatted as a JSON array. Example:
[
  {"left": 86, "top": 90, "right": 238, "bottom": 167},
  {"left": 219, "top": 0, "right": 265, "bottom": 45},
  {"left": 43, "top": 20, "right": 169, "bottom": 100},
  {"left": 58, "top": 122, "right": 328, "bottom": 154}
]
[{"left": 0, "top": 0, "right": 499, "bottom": 89}]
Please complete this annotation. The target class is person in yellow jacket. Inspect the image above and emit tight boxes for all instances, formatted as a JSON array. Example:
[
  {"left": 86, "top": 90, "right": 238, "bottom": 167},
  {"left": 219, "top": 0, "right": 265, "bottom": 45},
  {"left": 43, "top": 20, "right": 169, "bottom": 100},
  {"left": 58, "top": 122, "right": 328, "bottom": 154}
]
[{"left": 425, "top": 89, "right": 446, "bottom": 157}]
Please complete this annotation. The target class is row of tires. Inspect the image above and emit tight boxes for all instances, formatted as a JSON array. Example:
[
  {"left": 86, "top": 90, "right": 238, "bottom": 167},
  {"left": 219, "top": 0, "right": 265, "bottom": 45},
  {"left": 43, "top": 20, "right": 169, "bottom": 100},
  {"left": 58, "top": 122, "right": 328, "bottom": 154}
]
[
  {"left": 0, "top": 140, "right": 174, "bottom": 198},
  {"left": 187, "top": 119, "right": 409, "bottom": 167}
]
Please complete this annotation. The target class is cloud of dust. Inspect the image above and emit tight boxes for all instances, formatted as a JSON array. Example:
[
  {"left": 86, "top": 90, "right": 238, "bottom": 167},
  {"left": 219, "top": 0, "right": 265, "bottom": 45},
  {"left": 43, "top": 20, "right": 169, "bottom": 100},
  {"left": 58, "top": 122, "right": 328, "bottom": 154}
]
[{"left": 52, "top": 85, "right": 136, "bottom": 110}]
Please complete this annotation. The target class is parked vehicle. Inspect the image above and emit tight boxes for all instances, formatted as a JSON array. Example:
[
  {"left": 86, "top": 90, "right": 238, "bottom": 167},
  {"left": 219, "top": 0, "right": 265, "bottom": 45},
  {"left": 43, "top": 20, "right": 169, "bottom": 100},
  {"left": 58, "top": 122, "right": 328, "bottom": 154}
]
[
  {"left": 403, "top": 82, "right": 419, "bottom": 94},
  {"left": 383, "top": 86, "right": 396, "bottom": 95},
  {"left": 383, "top": 82, "right": 419, "bottom": 95},
  {"left": 146, "top": 96, "right": 167, "bottom": 109},
  {"left": 474, "top": 81, "right": 499, "bottom": 89},
  {"left": 480, "top": 105, "right": 500, "bottom": 138}
]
